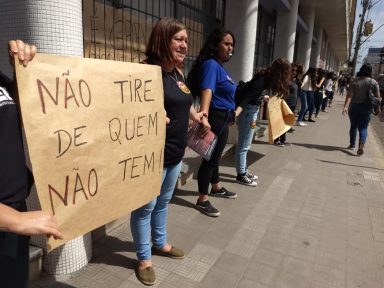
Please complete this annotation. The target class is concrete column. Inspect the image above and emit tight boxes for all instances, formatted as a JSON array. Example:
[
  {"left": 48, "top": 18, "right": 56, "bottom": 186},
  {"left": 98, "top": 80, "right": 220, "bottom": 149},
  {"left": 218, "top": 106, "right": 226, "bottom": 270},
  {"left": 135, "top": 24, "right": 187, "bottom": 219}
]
[
  {"left": 0, "top": 0, "right": 92, "bottom": 275},
  {"left": 273, "top": 0, "right": 299, "bottom": 62},
  {"left": 296, "top": 7, "right": 315, "bottom": 71},
  {"left": 323, "top": 42, "right": 329, "bottom": 69},
  {"left": 225, "top": 0, "right": 259, "bottom": 82},
  {"left": 310, "top": 25, "right": 323, "bottom": 68},
  {"left": 225, "top": 0, "right": 259, "bottom": 144}
]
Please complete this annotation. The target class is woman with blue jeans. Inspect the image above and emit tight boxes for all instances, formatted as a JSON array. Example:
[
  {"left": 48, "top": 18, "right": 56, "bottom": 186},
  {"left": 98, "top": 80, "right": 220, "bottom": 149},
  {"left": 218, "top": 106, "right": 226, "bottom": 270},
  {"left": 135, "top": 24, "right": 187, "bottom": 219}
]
[
  {"left": 342, "top": 63, "right": 380, "bottom": 156},
  {"left": 234, "top": 58, "right": 292, "bottom": 185},
  {"left": 235, "top": 104, "right": 260, "bottom": 186},
  {"left": 296, "top": 67, "right": 317, "bottom": 126},
  {"left": 130, "top": 18, "right": 204, "bottom": 286}
]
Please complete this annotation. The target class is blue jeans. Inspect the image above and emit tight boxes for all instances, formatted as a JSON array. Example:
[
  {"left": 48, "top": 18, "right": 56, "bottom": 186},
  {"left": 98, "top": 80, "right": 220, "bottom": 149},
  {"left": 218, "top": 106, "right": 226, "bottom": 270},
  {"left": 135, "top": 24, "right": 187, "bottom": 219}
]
[
  {"left": 130, "top": 161, "right": 182, "bottom": 261},
  {"left": 236, "top": 104, "right": 259, "bottom": 174},
  {"left": 297, "top": 90, "right": 308, "bottom": 122},
  {"left": 348, "top": 103, "right": 371, "bottom": 147}
]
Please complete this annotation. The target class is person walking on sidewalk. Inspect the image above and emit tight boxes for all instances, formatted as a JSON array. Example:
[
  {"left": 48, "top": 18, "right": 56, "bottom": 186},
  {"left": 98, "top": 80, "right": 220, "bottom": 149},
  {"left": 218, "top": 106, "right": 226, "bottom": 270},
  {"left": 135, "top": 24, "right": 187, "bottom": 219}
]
[
  {"left": 342, "top": 63, "right": 380, "bottom": 156},
  {"left": 187, "top": 28, "right": 237, "bottom": 217},
  {"left": 130, "top": 18, "right": 203, "bottom": 286},
  {"left": 1, "top": 40, "right": 63, "bottom": 288}
]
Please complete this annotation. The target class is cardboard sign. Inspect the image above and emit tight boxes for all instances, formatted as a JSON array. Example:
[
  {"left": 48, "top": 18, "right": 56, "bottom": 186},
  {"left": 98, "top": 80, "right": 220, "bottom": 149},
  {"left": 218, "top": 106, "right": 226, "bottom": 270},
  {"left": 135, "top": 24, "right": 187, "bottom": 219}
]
[
  {"left": 267, "top": 96, "right": 295, "bottom": 144},
  {"left": 15, "top": 54, "right": 166, "bottom": 251}
]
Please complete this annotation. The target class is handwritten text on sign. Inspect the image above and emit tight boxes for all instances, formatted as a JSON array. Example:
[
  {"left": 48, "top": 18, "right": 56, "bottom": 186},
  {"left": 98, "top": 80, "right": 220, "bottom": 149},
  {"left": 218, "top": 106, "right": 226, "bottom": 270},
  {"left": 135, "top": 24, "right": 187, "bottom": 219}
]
[{"left": 15, "top": 54, "right": 166, "bottom": 251}]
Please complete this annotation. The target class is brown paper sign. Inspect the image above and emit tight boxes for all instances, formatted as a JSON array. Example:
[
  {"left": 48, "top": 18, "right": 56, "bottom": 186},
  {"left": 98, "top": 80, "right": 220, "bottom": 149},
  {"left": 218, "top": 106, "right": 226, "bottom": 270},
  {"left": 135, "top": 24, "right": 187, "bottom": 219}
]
[
  {"left": 15, "top": 54, "right": 166, "bottom": 251},
  {"left": 267, "top": 96, "right": 295, "bottom": 144}
]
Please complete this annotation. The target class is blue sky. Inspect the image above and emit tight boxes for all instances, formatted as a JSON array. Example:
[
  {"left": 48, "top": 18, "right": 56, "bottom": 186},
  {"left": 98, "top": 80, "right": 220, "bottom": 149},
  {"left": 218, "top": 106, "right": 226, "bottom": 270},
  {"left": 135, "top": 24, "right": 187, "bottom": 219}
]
[{"left": 354, "top": 0, "right": 384, "bottom": 69}]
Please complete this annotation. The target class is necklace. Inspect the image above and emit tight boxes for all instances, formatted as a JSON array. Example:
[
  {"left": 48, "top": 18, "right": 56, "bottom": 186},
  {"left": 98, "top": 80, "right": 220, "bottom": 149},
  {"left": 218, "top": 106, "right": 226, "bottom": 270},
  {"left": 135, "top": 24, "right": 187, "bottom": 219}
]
[{"left": 166, "top": 69, "right": 191, "bottom": 94}]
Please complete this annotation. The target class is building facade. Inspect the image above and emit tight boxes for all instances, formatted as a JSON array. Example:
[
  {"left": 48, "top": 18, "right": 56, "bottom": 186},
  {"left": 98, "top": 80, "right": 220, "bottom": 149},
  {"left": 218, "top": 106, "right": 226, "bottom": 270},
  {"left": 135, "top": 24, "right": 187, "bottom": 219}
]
[
  {"left": 0, "top": 0, "right": 356, "bottom": 275},
  {"left": 364, "top": 47, "right": 383, "bottom": 79}
]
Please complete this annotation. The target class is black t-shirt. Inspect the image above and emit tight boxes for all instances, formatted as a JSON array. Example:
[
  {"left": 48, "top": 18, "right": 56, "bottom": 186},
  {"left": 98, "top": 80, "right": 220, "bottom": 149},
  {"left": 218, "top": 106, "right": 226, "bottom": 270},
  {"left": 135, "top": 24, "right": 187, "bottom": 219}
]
[
  {"left": 285, "top": 81, "right": 298, "bottom": 107},
  {"left": 162, "top": 70, "right": 193, "bottom": 167},
  {"left": 0, "top": 71, "right": 31, "bottom": 209}
]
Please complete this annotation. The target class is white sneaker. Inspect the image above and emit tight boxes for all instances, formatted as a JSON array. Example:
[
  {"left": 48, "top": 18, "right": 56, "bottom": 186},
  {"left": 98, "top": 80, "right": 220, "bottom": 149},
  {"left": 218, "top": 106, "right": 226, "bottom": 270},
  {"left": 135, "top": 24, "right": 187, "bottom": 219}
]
[{"left": 296, "top": 121, "right": 307, "bottom": 127}]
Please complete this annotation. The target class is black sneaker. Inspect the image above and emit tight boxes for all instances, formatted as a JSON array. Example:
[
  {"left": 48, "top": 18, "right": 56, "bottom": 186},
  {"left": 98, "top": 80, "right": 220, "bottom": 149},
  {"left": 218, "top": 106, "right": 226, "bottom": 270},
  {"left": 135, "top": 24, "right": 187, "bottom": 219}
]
[
  {"left": 245, "top": 171, "right": 258, "bottom": 180},
  {"left": 236, "top": 173, "right": 257, "bottom": 187},
  {"left": 195, "top": 200, "right": 220, "bottom": 217},
  {"left": 210, "top": 187, "right": 237, "bottom": 199},
  {"left": 347, "top": 145, "right": 355, "bottom": 150},
  {"left": 274, "top": 141, "right": 285, "bottom": 147}
]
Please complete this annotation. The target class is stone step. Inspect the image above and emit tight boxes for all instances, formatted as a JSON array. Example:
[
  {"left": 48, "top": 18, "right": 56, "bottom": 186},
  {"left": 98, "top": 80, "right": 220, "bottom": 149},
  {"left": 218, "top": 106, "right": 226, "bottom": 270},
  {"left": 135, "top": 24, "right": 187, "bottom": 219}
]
[{"left": 29, "top": 245, "right": 43, "bottom": 281}]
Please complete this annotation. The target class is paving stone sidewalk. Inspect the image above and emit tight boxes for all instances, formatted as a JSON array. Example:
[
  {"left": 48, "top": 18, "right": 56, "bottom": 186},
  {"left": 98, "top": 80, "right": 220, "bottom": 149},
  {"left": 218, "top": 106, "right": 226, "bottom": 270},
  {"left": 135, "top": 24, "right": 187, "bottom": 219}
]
[{"left": 31, "top": 93, "right": 384, "bottom": 288}]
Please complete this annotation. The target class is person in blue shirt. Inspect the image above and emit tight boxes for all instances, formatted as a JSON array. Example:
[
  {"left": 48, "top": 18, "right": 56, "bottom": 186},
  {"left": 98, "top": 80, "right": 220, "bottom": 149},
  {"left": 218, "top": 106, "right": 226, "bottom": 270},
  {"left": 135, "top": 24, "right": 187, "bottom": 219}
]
[{"left": 187, "top": 28, "right": 237, "bottom": 217}]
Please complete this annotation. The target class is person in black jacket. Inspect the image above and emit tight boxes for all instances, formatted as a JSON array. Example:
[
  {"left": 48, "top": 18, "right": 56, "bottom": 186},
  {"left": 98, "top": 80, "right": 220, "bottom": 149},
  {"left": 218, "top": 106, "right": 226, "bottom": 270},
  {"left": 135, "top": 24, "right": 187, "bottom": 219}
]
[
  {"left": 0, "top": 40, "right": 62, "bottom": 288},
  {"left": 234, "top": 58, "right": 291, "bottom": 185}
]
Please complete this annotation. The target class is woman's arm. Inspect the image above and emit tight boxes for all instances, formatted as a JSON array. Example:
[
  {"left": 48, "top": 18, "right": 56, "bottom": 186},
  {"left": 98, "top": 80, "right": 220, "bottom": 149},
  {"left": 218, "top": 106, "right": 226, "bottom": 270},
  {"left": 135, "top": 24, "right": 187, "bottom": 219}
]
[
  {"left": 316, "top": 77, "right": 325, "bottom": 89},
  {"left": 342, "top": 91, "right": 352, "bottom": 115},
  {"left": 0, "top": 203, "right": 63, "bottom": 239},
  {"left": 199, "top": 89, "right": 212, "bottom": 135}
]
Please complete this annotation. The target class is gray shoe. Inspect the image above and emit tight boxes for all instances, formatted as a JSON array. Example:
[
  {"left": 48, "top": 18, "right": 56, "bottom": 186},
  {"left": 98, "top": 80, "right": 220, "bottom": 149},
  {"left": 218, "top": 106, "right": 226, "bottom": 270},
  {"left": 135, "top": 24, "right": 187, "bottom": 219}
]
[{"left": 135, "top": 265, "right": 156, "bottom": 286}]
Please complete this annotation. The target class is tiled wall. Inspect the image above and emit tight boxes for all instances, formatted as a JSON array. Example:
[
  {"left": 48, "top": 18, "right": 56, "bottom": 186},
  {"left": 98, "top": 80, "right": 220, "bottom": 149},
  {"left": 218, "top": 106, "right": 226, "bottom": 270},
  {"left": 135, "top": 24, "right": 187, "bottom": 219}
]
[{"left": 0, "top": 0, "right": 83, "bottom": 76}]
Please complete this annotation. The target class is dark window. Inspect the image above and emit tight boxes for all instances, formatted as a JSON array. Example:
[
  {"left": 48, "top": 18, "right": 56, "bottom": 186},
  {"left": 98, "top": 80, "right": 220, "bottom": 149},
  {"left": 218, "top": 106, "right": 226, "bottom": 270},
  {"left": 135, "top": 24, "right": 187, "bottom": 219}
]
[{"left": 254, "top": 5, "right": 276, "bottom": 71}]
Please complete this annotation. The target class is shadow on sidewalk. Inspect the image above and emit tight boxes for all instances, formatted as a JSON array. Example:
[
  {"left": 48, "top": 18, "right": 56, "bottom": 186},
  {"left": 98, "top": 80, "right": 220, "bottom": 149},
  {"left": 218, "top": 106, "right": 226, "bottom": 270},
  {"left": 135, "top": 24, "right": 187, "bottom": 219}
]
[
  {"left": 31, "top": 277, "right": 77, "bottom": 288},
  {"left": 317, "top": 159, "right": 384, "bottom": 171},
  {"left": 220, "top": 150, "right": 265, "bottom": 168},
  {"left": 92, "top": 236, "right": 136, "bottom": 269},
  {"left": 292, "top": 142, "right": 355, "bottom": 154},
  {"left": 171, "top": 189, "right": 198, "bottom": 209}
]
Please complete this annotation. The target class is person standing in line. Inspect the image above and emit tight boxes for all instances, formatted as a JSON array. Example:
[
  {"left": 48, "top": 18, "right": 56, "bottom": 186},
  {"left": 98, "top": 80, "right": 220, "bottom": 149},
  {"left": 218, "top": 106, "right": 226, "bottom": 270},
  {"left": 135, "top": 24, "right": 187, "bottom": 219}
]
[
  {"left": 1, "top": 40, "right": 63, "bottom": 288},
  {"left": 266, "top": 59, "right": 292, "bottom": 146},
  {"left": 342, "top": 63, "right": 380, "bottom": 155},
  {"left": 313, "top": 68, "right": 326, "bottom": 118},
  {"left": 322, "top": 72, "right": 334, "bottom": 112},
  {"left": 296, "top": 67, "right": 317, "bottom": 126},
  {"left": 130, "top": 17, "right": 204, "bottom": 286},
  {"left": 187, "top": 28, "right": 237, "bottom": 217}
]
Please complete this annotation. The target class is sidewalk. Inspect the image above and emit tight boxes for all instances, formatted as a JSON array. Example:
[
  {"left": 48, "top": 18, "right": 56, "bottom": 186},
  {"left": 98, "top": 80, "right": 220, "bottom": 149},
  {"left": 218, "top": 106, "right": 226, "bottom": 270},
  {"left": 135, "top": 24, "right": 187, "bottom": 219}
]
[{"left": 31, "top": 93, "right": 384, "bottom": 288}]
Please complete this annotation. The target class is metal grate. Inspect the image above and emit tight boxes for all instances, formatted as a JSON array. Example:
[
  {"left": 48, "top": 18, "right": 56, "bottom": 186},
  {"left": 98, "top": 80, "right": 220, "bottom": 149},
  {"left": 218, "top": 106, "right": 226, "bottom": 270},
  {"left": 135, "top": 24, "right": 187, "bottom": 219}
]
[{"left": 83, "top": 0, "right": 225, "bottom": 74}]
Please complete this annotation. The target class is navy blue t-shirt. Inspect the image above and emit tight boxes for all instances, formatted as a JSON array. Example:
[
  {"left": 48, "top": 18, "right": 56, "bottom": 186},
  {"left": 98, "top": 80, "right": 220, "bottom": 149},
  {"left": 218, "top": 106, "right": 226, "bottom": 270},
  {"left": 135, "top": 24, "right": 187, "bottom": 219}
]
[
  {"left": 163, "top": 70, "right": 193, "bottom": 166},
  {"left": 0, "top": 71, "right": 31, "bottom": 209},
  {"left": 199, "top": 59, "right": 236, "bottom": 110}
]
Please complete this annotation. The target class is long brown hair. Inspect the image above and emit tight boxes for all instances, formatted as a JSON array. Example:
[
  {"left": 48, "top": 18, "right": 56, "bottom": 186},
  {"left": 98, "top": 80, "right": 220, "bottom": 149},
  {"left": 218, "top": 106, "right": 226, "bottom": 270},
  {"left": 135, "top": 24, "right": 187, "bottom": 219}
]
[
  {"left": 266, "top": 58, "right": 291, "bottom": 97},
  {"left": 145, "top": 17, "right": 186, "bottom": 65}
]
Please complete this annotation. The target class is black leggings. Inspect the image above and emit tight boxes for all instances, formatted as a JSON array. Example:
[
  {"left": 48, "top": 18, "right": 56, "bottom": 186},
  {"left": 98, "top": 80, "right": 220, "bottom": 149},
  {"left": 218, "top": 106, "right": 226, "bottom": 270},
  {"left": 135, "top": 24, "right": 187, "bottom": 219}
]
[{"left": 198, "top": 109, "right": 230, "bottom": 195}]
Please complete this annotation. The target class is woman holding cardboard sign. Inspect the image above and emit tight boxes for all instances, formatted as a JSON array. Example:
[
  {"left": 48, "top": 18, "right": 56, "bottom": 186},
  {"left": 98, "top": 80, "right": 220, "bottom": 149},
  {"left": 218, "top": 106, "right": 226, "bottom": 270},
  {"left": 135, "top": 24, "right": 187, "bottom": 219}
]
[
  {"left": 233, "top": 58, "right": 291, "bottom": 187},
  {"left": 130, "top": 18, "right": 203, "bottom": 286}
]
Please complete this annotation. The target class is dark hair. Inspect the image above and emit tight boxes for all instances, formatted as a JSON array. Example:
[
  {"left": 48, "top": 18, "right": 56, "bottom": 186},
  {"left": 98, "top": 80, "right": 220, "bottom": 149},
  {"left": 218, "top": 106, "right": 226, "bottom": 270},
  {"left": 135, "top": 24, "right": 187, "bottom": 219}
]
[
  {"left": 357, "top": 63, "right": 372, "bottom": 78},
  {"left": 317, "top": 68, "right": 327, "bottom": 79},
  {"left": 145, "top": 17, "right": 185, "bottom": 65},
  {"left": 187, "top": 28, "right": 236, "bottom": 96},
  {"left": 268, "top": 58, "right": 291, "bottom": 97},
  {"left": 304, "top": 67, "right": 317, "bottom": 89}
]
